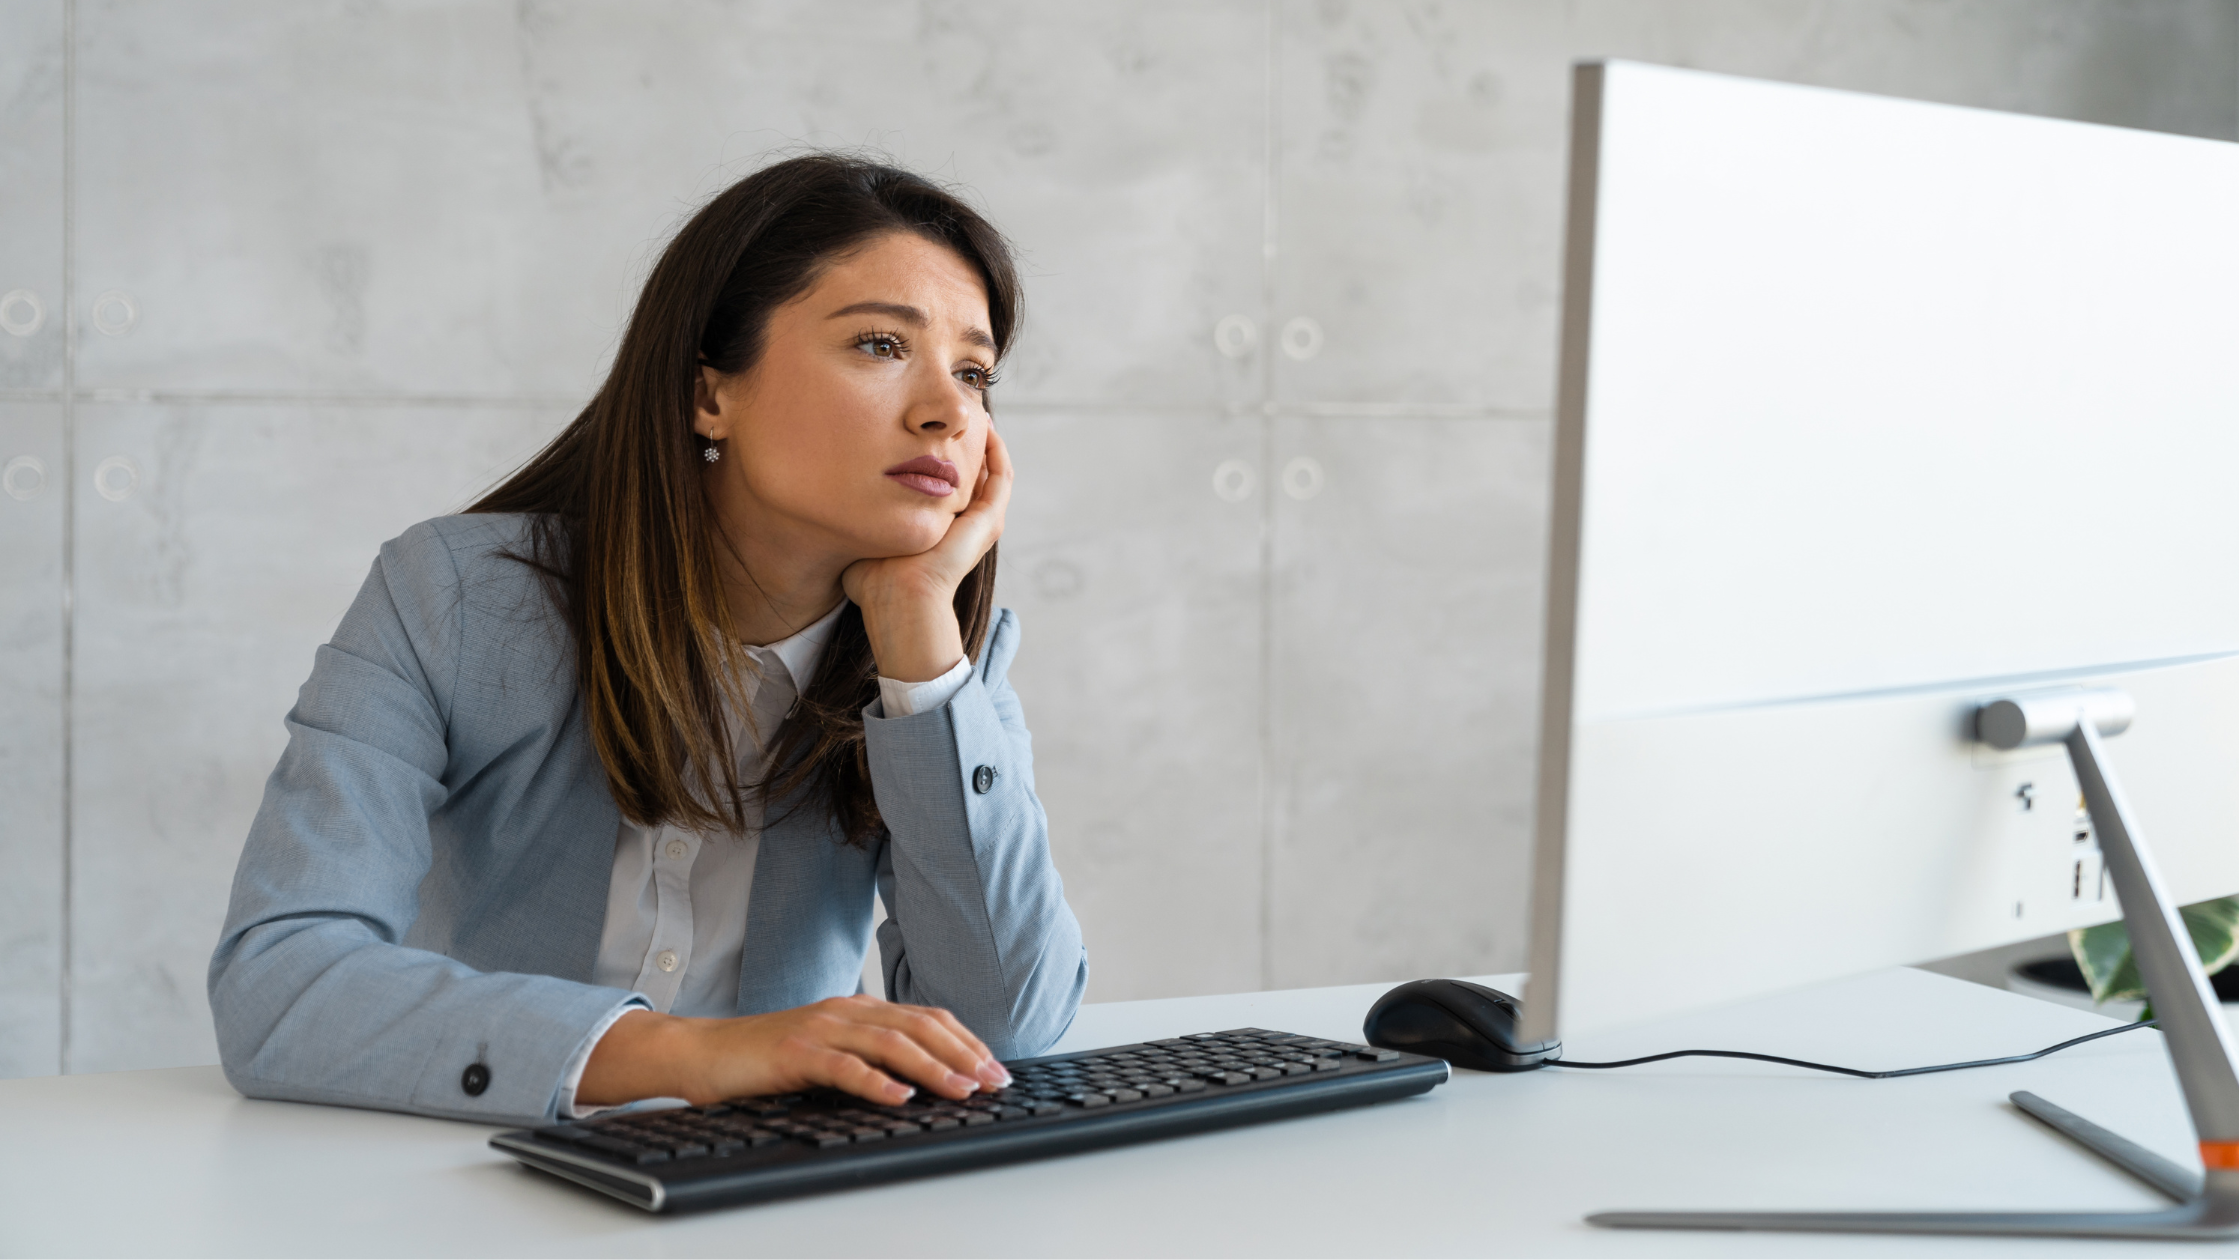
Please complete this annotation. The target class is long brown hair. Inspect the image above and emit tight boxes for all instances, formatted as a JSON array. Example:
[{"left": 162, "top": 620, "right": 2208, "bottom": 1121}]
[{"left": 469, "top": 154, "right": 1022, "bottom": 846}]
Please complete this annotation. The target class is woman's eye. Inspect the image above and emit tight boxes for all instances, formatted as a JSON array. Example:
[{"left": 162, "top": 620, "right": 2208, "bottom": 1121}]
[
  {"left": 858, "top": 334, "right": 904, "bottom": 359},
  {"left": 956, "top": 364, "right": 997, "bottom": 391}
]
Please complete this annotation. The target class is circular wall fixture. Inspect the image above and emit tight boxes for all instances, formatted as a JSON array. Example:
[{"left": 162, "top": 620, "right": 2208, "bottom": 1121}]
[
  {"left": 1030, "top": 558, "right": 1085, "bottom": 600},
  {"left": 1281, "top": 455, "right": 1326, "bottom": 501},
  {"left": 0, "top": 289, "right": 45, "bottom": 337},
  {"left": 90, "top": 290, "right": 139, "bottom": 336},
  {"left": 1211, "top": 458, "right": 1256, "bottom": 503},
  {"left": 93, "top": 455, "right": 138, "bottom": 502},
  {"left": 1280, "top": 315, "right": 1323, "bottom": 362},
  {"left": 3, "top": 455, "right": 46, "bottom": 501},
  {"left": 1213, "top": 314, "right": 1258, "bottom": 359}
]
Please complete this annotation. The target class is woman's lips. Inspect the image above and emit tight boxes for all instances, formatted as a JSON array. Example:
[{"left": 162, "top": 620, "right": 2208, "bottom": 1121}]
[{"left": 885, "top": 456, "right": 960, "bottom": 498}]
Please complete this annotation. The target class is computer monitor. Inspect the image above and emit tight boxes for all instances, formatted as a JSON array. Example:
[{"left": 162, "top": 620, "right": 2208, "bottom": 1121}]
[{"left": 1521, "top": 61, "right": 2236, "bottom": 1237}]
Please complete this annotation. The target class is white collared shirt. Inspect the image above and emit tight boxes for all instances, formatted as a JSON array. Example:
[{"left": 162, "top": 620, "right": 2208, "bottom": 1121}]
[{"left": 556, "top": 602, "right": 973, "bottom": 1115}]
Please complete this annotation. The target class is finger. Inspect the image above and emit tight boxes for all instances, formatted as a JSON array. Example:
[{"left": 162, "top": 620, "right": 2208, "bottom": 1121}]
[
  {"left": 940, "top": 430, "right": 1011, "bottom": 556},
  {"left": 807, "top": 1045, "right": 917, "bottom": 1106},
  {"left": 863, "top": 1002, "right": 1000, "bottom": 1086},
  {"left": 984, "top": 423, "right": 1012, "bottom": 477},
  {"left": 952, "top": 426, "right": 1011, "bottom": 514},
  {"left": 838, "top": 556, "right": 876, "bottom": 606},
  {"left": 835, "top": 1020, "right": 984, "bottom": 1099},
  {"left": 898, "top": 1002, "right": 994, "bottom": 1066},
  {"left": 921, "top": 473, "right": 1007, "bottom": 576},
  {"left": 913, "top": 1005, "right": 1009, "bottom": 1088},
  {"left": 979, "top": 426, "right": 1014, "bottom": 516}
]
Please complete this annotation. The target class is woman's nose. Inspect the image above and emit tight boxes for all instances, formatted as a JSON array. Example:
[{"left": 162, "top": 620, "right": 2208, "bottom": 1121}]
[{"left": 905, "top": 374, "right": 978, "bottom": 437}]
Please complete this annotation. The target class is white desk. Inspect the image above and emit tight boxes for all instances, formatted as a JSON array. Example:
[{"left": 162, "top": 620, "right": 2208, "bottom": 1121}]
[{"left": 1, "top": 968, "right": 2227, "bottom": 1258}]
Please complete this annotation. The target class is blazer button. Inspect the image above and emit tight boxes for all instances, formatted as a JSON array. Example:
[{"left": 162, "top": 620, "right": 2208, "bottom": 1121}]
[
  {"left": 972, "top": 765, "right": 997, "bottom": 794},
  {"left": 461, "top": 1063, "right": 491, "bottom": 1097}
]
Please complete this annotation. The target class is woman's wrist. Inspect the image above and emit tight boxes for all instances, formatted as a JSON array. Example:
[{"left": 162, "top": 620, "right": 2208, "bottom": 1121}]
[
  {"left": 577, "top": 1008, "right": 699, "bottom": 1106},
  {"left": 857, "top": 585, "right": 965, "bottom": 684}
]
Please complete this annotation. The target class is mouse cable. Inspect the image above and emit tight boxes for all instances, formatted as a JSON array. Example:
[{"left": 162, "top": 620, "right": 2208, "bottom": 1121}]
[{"left": 1549, "top": 1018, "right": 2158, "bottom": 1079}]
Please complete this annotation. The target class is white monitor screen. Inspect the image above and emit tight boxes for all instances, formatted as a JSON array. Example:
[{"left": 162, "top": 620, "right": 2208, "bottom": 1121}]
[{"left": 1525, "top": 62, "right": 2238, "bottom": 1042}]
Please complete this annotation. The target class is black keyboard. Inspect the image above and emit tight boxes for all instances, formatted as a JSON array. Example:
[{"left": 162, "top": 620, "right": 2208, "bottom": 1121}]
[{"left": 491, "top": 1026, "right": 1449, "bottom": 1212}]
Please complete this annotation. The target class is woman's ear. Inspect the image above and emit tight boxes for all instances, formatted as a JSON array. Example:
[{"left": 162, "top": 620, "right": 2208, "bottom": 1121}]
[{"left": 693, "top": 364, "right": 726, "bottom": 441}]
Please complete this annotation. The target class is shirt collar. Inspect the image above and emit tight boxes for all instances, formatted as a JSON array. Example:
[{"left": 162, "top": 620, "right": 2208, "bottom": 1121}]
[{"left": 746, "top": 599, "right": 848, "bottom": 692}]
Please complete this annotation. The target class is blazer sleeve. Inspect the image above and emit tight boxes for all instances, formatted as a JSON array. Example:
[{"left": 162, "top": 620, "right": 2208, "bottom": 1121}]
[
  {"left": 206, "top": 521, "right": 642, "bottom": 1126},
  {"left": 863, "top": 608, "right": 1088, "bottom": 1058}
]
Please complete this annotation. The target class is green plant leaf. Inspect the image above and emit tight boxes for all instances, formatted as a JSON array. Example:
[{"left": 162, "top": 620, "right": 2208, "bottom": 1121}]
[
  {"left": 2067, "top": 894, "right": 2237, "bottom": 1010},
  {"left": 2180, "top": 895, "right": 2238, "bottom": 974},
  {"left": 2070, "top": 920, "right": 2144, "bottom": 1004}
]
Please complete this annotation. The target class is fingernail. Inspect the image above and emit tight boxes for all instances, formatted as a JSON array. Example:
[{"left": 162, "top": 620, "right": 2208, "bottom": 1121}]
[
  {"left": 896, "top": 1085, "right": 916, "bottom": 1100},
  {"left": 947, "top": 1072, "right": 978, "bottom": 1094},
  {"left": 978, "top": 1061, "right": 1012, "bottom": 1086}
]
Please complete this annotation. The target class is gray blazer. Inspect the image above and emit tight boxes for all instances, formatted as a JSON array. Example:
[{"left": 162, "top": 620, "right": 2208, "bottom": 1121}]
[{"left": 208, "top": 513, "right": 1086, "bottom": 1127}]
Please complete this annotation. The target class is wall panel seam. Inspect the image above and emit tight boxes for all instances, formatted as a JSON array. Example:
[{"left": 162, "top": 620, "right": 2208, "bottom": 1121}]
[
  {"left": 1255, "top": 0, "right": 1279, "bottom": 993},
  {"left": 58, "top": 0, "right": 77, "bottom": 1077}
]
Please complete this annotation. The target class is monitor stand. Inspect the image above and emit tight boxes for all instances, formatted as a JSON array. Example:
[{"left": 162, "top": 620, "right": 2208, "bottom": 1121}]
[{"left": 1591, "top": 688, "right": 2238, "bottom": 1241}]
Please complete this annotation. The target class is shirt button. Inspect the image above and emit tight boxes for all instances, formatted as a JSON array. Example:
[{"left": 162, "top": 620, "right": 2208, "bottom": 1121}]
[
  {"left": 972, "top": 765, "right": 997, "bottom": 794},
  {"left": 665, "top": 840, "right": 688, "bottom": 860},
  {"left": 656, "top": 950, "right": 679, "bottom": 973},
  {"left": 460, "top": 1063, "right": 491, "bottom": 1096}
]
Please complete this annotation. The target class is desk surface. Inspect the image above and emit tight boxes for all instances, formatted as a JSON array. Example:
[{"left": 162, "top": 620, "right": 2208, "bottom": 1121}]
[{"left": 1, "top": 968, "right": 2228, "bottom": 1258}]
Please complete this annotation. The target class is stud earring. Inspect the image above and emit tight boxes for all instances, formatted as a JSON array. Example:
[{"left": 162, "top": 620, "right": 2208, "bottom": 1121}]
[{"left": 703, "top": 443, "right": 721, "bottom": 463}]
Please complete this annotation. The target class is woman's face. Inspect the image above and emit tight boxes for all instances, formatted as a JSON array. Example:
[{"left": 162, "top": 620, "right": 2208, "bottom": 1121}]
[{"left": 697, "top": 231, "right": 997, "bottom": 564}]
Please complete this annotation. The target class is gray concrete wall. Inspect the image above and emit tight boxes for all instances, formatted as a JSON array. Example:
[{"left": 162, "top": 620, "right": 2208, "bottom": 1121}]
[{"left": 1, "top": 0, "right": 2231, "bottom": 1077}]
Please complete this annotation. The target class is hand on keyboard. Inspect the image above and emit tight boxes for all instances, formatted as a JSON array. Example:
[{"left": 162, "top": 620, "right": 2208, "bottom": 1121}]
[{"left": 577, "top": 994, "right": 1009, "bottom": 1109}]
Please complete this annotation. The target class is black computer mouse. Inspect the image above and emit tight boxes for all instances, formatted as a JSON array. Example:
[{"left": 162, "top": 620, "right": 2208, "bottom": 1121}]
[{"left": 1363, "top": 978, "right": 1561, "bottom": 1072}]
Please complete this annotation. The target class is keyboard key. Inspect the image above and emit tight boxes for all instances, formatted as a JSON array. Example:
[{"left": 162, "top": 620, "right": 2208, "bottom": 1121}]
[
  {"left": 1028, "top": 1102, "right": 1065, "bottom": 1116},
  {"left": 1313, "top": 1059, "right": 1343, "bottom": 1072},
  {"left": 1073, "top": 1093, "right": 1112, "bottom": 1108},
  {"left": 1175, "top": 1078, "right": 1207, "bottom": 1093},
  {"left": 670, "top": 1142, "right": 711, "bottom": 1158},
  {"left": 1251, "top": 1067, "right": 1283, "bottom": 1081},
  {"left": 962, "top": 1112, "right": 996, "bottom": 1126},
  {"left": 710, "top": 1139, "right": 745, "bottom": 1157},
  {"left": 1108, "top": 1089, "right": 1144, "bottom": 1103},
  {"left": 1141, "top": 1084, "right": 1174, "bottom": 1098},
  {"left": 1356, "top": 1048, "right": 1400, "bottom": 1062},
  {"left": 806, "top": 1132, "right": 850, "bottom": 1149},
  {"left": 926, "top": 1117, "right": 961, "bottom": 1131},
  {"left": 1206, "top": 1072, "right": 1251, "bottom": 1086},
  {"left": 1281, "top": 1064, "right": 1313, "bottom": 1076},
  {"left": 996, "top": 1106, "right": 1029, "bottom": 1120},
  {"left": 581, "top": 1135, "right": 670, "bottom": 1164}
]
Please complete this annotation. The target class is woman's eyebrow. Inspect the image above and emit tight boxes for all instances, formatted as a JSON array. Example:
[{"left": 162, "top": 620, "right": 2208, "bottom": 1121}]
[{"left": 826, "top": 300, "right": 994, "bottom": 349}]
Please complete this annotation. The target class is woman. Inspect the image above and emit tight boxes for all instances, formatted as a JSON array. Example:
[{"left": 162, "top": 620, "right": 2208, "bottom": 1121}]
[{"left": 208, "top": 154, "right": 1087, "bottom": 1126}]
